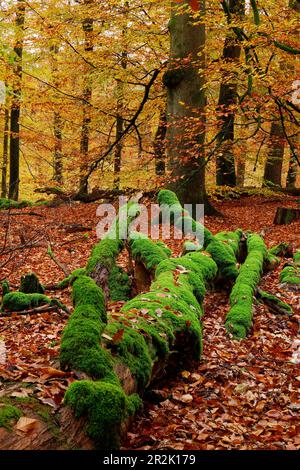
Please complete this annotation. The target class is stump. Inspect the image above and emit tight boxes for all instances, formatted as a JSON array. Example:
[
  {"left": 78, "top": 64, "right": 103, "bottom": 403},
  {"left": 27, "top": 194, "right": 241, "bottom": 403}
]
[{"left": 274, "top": 207, "right": 300, "bottom": 225}]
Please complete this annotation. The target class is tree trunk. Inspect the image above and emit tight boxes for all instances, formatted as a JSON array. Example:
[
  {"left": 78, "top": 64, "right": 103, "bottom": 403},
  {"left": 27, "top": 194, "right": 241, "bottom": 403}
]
[
  {"left": 274, "top": 207, "right": 300, "bottom": 225},
  {"left": 113, "top": 2, "right": 128, "bottom": 189},
  {"left": 50, "top": 44, "right": 64, "bottom": 185},
  {"left": 154, "top": 109, "right": 167, "bottom": 176},
  {"left": 78, "top": 0, "right": 94, "bottom": 195},
  {"left": 263, "top": 121, "right": 285, "bottom": 188},
  {"left": 8, "top": 0, "right": 25, "bottom": 201},
  {"left": 216, "top": 0, "right": 245, "bottom": 187},
  {"left": 1, "top": 105, "right": 9, "bottom": 198},
  {"left": 164, "top": 0, "right": 207, "bottom": 206}
]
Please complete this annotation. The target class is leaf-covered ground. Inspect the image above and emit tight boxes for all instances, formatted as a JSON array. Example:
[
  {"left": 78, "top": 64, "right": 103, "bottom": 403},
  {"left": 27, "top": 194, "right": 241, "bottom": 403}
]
[{"left": 0, "top": 195, "right": 299, "bottom": 449}]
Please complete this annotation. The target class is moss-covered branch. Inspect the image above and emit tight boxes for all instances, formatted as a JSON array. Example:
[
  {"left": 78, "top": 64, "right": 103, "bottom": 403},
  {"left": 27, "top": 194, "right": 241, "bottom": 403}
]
[
  {"left": 225, "top": 234, "right": 268, "bottom": 339},
  {"left": 280, "top": 251, "right": 300, "bottom": 291},
  {"left": 1, "top": 292, "right": 69, "bottom": 314},
  {"left": 158, "top": 190, "right": 240, "bottom": 282}
]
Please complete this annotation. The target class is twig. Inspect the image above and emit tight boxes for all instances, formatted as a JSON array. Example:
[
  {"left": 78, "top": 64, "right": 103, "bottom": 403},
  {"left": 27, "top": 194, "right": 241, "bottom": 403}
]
[
  {"left": 1, "top": 305, "right": 61, "bottom": 317},
  {"left": 47, "top": 244, "right": 71, "bottom": 277}
]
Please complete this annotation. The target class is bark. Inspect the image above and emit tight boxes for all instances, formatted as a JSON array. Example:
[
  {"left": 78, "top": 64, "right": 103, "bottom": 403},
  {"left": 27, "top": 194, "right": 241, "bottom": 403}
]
[
  {"left": 8, "top": 0, "right": 25, "bottom": 201},
  {"left": 216, "top": 0, "right": 245, "bottom": 187},
  {"left": 263, "top": 121, "right": 285, "bottom": 188},
  {"left": 113, "top": 2, "right": 129, "bottom": 189},
  {"left": 1, "top": 106, "right": 9, "bottom": 198},
  {"left": 154, "top": 110, "right": 167, "bottom": 176},
  {"left": 286, "top": 151, "right": 298, "bottom": 189},
  {"left": 164, "top": 0, "right": 208, "bottom": 207},
  {"left": 78, "top": 0, "right": 94, "bottom": 195},
  {"left": 49, "top": 44, "right": 64, "bottom": 184},
  {"left": 274, "top": 207, "right": 300, "bottom": 225}
]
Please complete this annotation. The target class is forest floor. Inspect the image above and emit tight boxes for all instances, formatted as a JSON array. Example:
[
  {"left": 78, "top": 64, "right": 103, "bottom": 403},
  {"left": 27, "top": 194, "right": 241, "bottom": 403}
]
[{"left": 0, "top": 194, "right": 299, "bottom": 450}]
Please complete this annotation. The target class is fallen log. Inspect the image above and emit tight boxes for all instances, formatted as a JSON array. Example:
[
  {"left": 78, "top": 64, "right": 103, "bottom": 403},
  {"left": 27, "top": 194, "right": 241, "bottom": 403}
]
[
  {"left": 225, "top": 234, "right": 268, "bottom": 339},
  {"left": 60, "top": 241, "right": 218, "bottom": 449},
  {"left": 1, "top": 292, "right": 69, "bottom": 315},
  {"left": 274, "top": 207, "right": 300, "bottom": 225}
]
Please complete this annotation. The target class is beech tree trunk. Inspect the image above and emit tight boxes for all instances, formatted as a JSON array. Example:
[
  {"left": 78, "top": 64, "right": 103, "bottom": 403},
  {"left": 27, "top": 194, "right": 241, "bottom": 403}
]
[
  {"left": 78, "top": 0, "right": 94, "bottom": 195},
  {"left": 1, "top": 105, "right": 9, "bottom": 198},
  {"left": 164, "top": 0, "right": 207, "bottom": 206},
  {"left": 8, "top": 0, "right": 25, "bottom": 200},
  {"left": 50, "top": 44, "right": 63, "bottom": 185},
  {"left": 216, "top": 0, "right": 245, "bottom": 187},
  {"left": 263, "top": 121, "right": 285, "bottom": 187}
]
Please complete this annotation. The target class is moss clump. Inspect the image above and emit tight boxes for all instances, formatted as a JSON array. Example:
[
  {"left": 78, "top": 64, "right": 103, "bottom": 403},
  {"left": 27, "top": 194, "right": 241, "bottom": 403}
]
[
  {"left": 215, "top": 229, "right": 243, "bottom": 256},
  {"left": 64, "top": 380, "right": 142, "bottom": 450},
  {"left": 0, "top": 405, "right": 22, "bottom": 429},
  {"left": 108, "top": 266, "right": 131, "bottom": 301},
  {"left": 280, "top": 251, "right": 300, "bottom": 289},
  {"left": 1, "top": 292, "right": 68, "bottom": 313},
  {"left": 269, "top": 242, "right": 290, "bottom": 257},
  {"left": 20, "top": 273, "right": 45, "bottom": 294},
  {"left": 1, "top": 280, "right": 9, "bottom": 296},
  {"left": 225, "top": 234, "right": 267, "bottom": 339}
]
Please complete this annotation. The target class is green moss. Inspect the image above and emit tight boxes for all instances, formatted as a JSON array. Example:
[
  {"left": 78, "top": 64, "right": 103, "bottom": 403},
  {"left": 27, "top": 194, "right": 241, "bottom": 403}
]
[
  {"left": 0, "top": 405, "right": 22, "bottom": 429},
  {"left": 280, "top": 252, "right": 300, "bottom": 287},
  {"left": 60, "top": 276, "right": 112, "bottom": 379},
  {"left": 129, "top": 233, "right": 168, "bottom": 272},
  {"left": 1, "top": 292, "right": 68, "bottom": 313},
  {"left": 155, "top": 241, "right": 172, "bottom": 257},
  {"left": 269, "top": 242, "right": 289, "bottom": 257},
  {"left": 57, "top": 268, "right": 86, "bottom": 289},
  {"left": 72, "top": 276, "right": 106, "bottom": 321},
  {"left": 20, "top": 273, "right": 45, "bottom": 294},
  {"left": 0, "top": 198, "right": 31, "bottom": 210},
  {"left": 64, "top": 380, "right": 141, "bottom": 450},
  {"left": 1, "top": 280, "right": 9, "bottom": 296},
  {"left": 257, "top": 290, "right": 292, "bottom": 315},
  {"left": 225, "top": 234, "right": 267, "bottom": 339},
  {"left": 158, "top": 190, "right": 238, "bottom": 281},
  {"left": 108, "top": 266, "right": 131, "bottom": 301}
]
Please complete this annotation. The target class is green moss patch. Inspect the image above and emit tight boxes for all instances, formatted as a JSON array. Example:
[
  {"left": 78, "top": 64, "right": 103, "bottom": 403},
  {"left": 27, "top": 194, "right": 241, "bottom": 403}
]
[
  {"left": 1, "top": 292, "right": 68, "bottom": 313},
  {"left": 0, "top": 405, "right": 22, "bottom": 430}
]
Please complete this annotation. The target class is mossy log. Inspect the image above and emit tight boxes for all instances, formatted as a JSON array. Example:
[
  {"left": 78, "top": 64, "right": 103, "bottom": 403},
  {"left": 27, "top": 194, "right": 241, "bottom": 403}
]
[
  {"left": 225, "top": 234, "right": 268, "bottom": 339},
  {"left": 1, "top": 292, "right": 69, "bottom": 314},
  {"left": 86, "top": 202, "right": 140, "bottom": 299},
  {"left": 158, "top": 190, "right": 240, "bottom": 282},
  {"left": 128, "top": 232, "right": 171, "bottom": 293},
  {"left": 279, "top": 251, "right": 300, "bottom": 291},
  {"left": 274, "top": 207, "right": 300, "bottom": 225},
  {"left": 60, "top": 247, "right": 217, "bottom": 449},
  {"left": 265, "top": 242, "right": 293, "bottom": 271}
]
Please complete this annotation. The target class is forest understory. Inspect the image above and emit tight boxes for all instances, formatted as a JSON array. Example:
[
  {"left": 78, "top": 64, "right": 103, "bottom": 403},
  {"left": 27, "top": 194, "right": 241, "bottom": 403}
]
[{"left": 0, "top": 193, "right": 299, "bottom": 451}]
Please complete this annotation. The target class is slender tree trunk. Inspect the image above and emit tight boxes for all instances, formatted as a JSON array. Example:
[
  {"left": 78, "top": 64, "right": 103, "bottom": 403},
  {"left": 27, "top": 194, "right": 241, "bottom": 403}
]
[
  {"left": 8, "top": 0, "right": 25, "bottom": 200},
  {"left": 113, "top": 2, "right": 128, "bottom": 189},
  {"left": 216, "top": 0, "right": 245, "bottom": 187},
  {"left": 53, "top": 112, "right": 63, "bottom": 184},
  {"left": 286, "top": 152, "right": 298, "bottom": 189},
  {"left": 1, "top": 106, "right": 9, "bottom": 198},
  {"left": 164, "top": 0, "right": 208, "bottom": 207},
  {"left": 154, "top": 109, "right": 167, "bottom": 176},
  {"left": 50, "top": 44, "right": 63, "bottom": 185},
  {"left": 264, "top": 120, "right": 285, "bottom": 187},
  {"left": 78, "top": 0, "right": 94, "bottom": 195}
]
